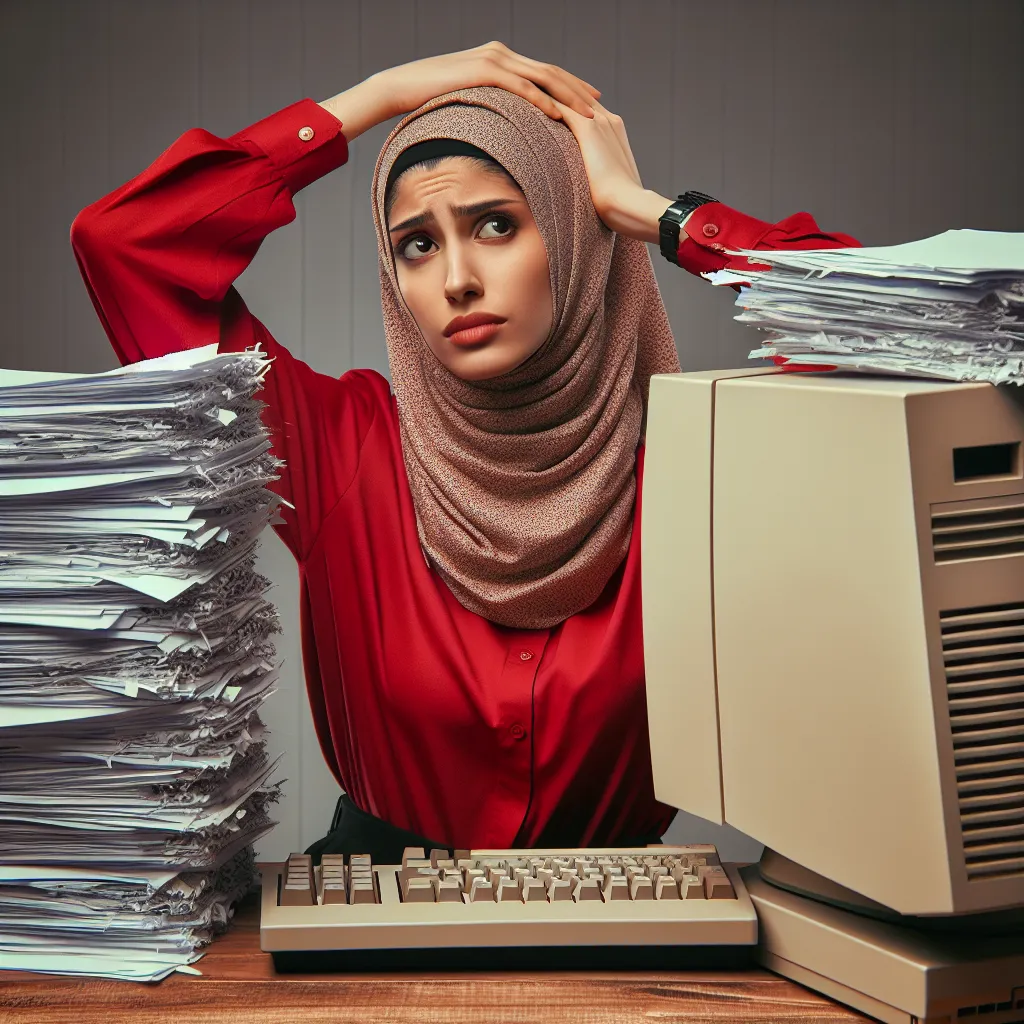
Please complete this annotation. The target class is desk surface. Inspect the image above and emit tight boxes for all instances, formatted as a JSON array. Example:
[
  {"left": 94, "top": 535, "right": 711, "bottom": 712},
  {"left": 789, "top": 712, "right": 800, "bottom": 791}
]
[{"left": 0, "top": 893, "right": 873, "bottom": 1023}]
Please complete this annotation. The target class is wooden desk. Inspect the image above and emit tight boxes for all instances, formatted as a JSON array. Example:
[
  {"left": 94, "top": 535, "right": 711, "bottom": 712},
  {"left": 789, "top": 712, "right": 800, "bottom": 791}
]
[{"left": 0, "top": 893, "right": 872, "bottom": 1022}]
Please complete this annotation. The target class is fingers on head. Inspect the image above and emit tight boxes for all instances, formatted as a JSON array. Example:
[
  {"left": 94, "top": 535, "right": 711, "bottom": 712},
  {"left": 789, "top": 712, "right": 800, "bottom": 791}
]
[
  {"left": 477, "top": 41, "right": 598, "bottom": 116},
  {"left": 512, "top": 77, "right": 561, "bottom": 118}
]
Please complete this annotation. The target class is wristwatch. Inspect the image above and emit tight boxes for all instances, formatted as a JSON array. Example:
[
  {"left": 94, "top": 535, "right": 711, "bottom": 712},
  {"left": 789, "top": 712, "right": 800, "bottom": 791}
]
[{"left": 658, "top": 191, "right": 718, "bottom": 265}]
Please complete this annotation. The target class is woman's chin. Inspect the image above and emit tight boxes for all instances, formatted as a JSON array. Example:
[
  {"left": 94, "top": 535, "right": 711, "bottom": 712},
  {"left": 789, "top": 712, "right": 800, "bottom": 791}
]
[{"left": 436, "top": 343, "right": 534, "bottom": 382}]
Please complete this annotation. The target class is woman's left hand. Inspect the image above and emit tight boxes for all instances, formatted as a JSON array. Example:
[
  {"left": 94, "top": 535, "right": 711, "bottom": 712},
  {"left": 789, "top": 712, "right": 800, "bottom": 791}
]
[{"left": 554, "top": 99, "right": 672, "bottom": 245}]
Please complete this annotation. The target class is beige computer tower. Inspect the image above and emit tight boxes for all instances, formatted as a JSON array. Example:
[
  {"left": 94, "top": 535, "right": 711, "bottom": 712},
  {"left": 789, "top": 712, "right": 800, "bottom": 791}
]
[{"left": 643, "top": 369, "right": 1024, "bottom": 917}]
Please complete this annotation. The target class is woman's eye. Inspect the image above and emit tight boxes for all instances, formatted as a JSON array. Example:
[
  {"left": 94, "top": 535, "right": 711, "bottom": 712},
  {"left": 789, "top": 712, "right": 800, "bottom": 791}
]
[
  {"left": 478, "top": 216, "right": 513, "bottom": 239},
  {"left": 400, "top": 235, "right": 436, "bottom": 261}
]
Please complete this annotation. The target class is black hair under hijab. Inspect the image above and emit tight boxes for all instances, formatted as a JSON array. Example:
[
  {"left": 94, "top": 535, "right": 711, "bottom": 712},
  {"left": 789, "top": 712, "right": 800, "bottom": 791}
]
[{"left": 383, "top": 138, "right": 511, "bottom": 208}]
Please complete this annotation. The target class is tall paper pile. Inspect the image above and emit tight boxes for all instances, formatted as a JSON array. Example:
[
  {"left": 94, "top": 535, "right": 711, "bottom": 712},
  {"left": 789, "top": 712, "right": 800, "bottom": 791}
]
[
  {"left": 708, "top": 229, "right": 1024, "bottom": 383},
  {"left": 0, "top": 345, "right": 283, "bottom": 981}
]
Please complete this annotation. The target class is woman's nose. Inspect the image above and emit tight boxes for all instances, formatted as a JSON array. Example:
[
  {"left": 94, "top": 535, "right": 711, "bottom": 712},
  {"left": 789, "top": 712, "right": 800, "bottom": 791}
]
[{"left": 444, "top": 247, "right": 484, "bottom": 304}]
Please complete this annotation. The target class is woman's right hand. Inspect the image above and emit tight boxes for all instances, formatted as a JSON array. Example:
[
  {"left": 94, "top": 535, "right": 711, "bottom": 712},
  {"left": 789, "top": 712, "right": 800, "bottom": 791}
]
[{"left": 320, "top": 42, "right": 599, "bottom": 143}]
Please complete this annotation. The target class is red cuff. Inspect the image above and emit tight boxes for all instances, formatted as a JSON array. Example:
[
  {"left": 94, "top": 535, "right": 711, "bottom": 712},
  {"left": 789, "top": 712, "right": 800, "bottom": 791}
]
[
  {"left": 675, "top": 202, "right": 776, "bottom": 276},
  {"left": 674, "top": 202, "right": 860, "bottom": 278},
  {"left": 230, "top": 98, "right": 349, "bottom": 195}
]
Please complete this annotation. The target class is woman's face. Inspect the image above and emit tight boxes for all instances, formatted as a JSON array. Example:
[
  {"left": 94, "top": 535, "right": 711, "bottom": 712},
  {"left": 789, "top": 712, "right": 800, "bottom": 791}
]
[{"left": 387, "top": 158, "right": 553, "bottom": 382}]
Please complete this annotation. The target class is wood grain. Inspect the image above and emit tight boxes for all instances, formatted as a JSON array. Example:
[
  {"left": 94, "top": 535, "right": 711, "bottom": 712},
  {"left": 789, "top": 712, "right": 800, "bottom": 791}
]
[{"left": 0, "top": 894, "right": 872, "bottom": 1023}]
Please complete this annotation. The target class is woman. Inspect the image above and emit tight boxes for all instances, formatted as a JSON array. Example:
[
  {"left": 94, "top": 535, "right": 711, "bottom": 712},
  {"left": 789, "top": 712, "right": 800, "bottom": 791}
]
[{"left": 72, "top": 43, "right": 857, "bottom": 861}]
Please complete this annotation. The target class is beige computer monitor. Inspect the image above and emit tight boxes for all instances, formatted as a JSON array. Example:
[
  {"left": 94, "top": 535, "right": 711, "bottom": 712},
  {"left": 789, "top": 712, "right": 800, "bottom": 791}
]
[{"left": 642, "top": 368, "right": 1024, "bottom": 917}]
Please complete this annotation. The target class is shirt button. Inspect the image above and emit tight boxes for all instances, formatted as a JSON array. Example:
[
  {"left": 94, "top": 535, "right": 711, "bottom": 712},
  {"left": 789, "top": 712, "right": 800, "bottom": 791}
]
[
  {"left": 510, "top": 723, "right": 527, "bottom": 740},
  {"left": 297, "top": 126, "right": 315, "bottom": 142},
  {"left": 702, "top": 223, "right": 719, "bottom": 237},
  {"left": 519, "top": 650, "right": 533, "bottom": 661}
]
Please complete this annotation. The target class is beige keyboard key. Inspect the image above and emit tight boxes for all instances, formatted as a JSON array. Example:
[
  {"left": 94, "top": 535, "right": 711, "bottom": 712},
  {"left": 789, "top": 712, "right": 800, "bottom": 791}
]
[
  {"left": 403, "top": 876, "right": 435, "bottom": 903},
  {"left": 322, "top": 880, "right": 347, "bottom": 904},
  {"left": 434, "top": 877, "right": 463, "bottom": 903},
  {"left": 703, "top": 867, "right": 736, "bottom": 900},
  {"left": 547, "top": 877, "right": 572, "bottom": 901},
  {"left": 679, "top": 875, "right": 705, "bottom": 899},
  {"left": 521, "top": 878, "right": 547, "bottom": 902},
  {"left": 604, "top": 875, "right": 630, "bottom": 901},
  {"left": 350, "top": 879, "right": 378, "bottom": 905},
  {"left": 573, "top": 877, "right": 602, "bottom": 902},
  {"left": 469, "top": 877, "right": 495, "bottom": 902},
  {"left": 280, "top": 853, "right": 314, "bottom": 906},
  {"left": 630, "top": 875, "right": 655, "bottom": 901},
  {"left": 485, "top": 865, "right": 510, "bottom": 884},
  {"left": 495, "top": 876, "right": 521, "bottom": 902},
  {"left": 656, "top": 876, "right": 680, "bottom": 900}
]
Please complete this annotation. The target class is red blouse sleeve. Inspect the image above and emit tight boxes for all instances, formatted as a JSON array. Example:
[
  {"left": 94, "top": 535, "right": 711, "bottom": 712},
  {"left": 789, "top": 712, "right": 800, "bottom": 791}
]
[
  {"left": 674, "top": 202, "right": 861, "bottom": 276},
  {"left": 70, "top": 98, "right": 386, "bottom": 561}
]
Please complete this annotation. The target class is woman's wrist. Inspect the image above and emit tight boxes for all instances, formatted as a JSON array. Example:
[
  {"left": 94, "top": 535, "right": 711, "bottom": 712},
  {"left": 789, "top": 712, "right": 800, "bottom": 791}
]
[
  {"left": 318, "top": 73, "right": 396, "bottom": 143},
  {"left": 604, "top": 188, "right": 683, "bottom": 245}
]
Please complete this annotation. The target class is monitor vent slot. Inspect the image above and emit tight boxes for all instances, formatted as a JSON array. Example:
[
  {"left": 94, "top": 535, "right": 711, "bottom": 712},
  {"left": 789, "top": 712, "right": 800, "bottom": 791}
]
[
  {"left": 933, "top": 499, "right": 1024, "bottom": 563},
  {"left": 942, "top": 602, "right": 1024, "bottom": 881}
]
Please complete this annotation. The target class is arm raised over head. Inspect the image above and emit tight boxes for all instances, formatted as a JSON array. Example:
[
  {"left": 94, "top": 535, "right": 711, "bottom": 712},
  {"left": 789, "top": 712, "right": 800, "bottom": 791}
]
[{"left": 553, "top": 97, "right": 860, "bottom": 275}]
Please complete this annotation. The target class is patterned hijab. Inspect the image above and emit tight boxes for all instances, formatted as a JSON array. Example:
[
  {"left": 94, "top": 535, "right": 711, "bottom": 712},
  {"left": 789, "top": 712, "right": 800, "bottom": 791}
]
[{"left": 371, "top": 87, "right": 680, "bottom": 629}]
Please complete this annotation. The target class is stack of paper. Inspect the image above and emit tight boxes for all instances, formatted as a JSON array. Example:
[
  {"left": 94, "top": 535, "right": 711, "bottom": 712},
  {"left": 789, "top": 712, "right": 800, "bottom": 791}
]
[
  {"left": 0, "top": 345, "right": 284, "bottom": 981},
  {"left": 707, "top": 229, "right": 1024, "bottom": 383}
]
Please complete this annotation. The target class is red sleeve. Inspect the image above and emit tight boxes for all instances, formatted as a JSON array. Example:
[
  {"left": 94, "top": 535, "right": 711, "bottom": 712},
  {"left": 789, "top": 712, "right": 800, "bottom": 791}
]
[
  {"left": 70, "top": 98, "right": 386, "bottom": 560},
  {"left": 675, "top": 202, "right": 861, "bottom": 276}
]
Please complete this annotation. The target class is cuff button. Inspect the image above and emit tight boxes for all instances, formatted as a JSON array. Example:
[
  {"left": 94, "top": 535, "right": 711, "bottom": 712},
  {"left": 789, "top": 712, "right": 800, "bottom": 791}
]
[
  {"left": 702, "top": 223, "right": 719, "bottom": 237},
  {"left": 298, "top": 126, "right": 315, "bottom": 142}
]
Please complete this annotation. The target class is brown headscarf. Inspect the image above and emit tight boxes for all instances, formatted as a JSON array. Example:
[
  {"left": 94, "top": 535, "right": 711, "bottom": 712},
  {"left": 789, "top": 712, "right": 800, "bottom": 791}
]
[{"left": 371, "top": 87, "right": 680, "bottom": 629}]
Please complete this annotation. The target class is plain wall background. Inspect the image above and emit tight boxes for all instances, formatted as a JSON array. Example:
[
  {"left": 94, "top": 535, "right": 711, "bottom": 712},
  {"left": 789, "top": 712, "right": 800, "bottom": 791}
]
[{"left": 1, "top": 0, "right": 1022, "bottom": 862}]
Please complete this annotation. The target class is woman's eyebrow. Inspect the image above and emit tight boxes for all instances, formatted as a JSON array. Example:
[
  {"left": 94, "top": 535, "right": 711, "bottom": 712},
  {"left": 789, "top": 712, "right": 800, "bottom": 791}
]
[{"left": 388, "top": 197, "right": 522, "bottom": 236}]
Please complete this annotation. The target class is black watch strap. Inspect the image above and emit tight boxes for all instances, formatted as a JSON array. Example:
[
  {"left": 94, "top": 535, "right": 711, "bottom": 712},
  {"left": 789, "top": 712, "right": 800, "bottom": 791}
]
[{"left": 658, "top": 191, "right": 718, "bottom": 265}]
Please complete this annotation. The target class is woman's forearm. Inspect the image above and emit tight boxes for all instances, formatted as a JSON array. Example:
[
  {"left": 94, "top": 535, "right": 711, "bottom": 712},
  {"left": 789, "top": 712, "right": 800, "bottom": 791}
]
[
  {"left": 319, "top": 43, "right": 598, "bottom": 145},
  {"left": 318, "top": 74, "right": 395, "bottom": 143},
  {"left": 610, "top": 188, "right": 675, "bottom": 245}
]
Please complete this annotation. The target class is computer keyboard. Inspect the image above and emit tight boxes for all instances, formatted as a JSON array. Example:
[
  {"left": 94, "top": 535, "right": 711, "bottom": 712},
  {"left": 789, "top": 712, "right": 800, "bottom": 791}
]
[{"left": 260, "top": 844, "right": 757, "bottom": 970}]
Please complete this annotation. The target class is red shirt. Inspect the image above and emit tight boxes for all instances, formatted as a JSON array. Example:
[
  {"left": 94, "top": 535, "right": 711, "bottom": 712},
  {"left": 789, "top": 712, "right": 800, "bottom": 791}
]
[{"left": 71, "top": 98, "right": 859, "bottom": 848}]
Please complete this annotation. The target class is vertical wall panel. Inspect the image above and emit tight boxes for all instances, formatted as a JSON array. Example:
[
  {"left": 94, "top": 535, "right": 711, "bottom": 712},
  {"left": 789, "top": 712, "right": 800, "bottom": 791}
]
[
  {"left": 300, "top": 2, "right": 360, "bottom": 380},
  {"left": 904, "top": 0, "right": 970, "bottom": 239},
  {"left": 716, "top": 0, "right": 779, "bottom": 370},
  {"left": 461, "top": 0, "right": 512, "bottom": 49},
  {"left": 616, "top": 0, "right": 684, "bottom": 372},
  {"left": 4, "top": 2, "right": 63, "bottom": 372},
  {"left": 1, "top": 0, "right": 1022, "bottom": 862},
  {"left": 670, "top": 0, "right": 733, "bottom": 370},
  {"left": 61, "top": 0, "right": 115, "bottom": 373},
  {"left": 0, "top": 2, "right": 16, "bottom": 367},
  {"left": 561, "top": 0, "right": 615, "bottom": 98},
  {"left": 105, "top": 1, "right": 199, "bottom": 187},
  {"left": 235, "top": 0, "right": 308, "bottom": 861},
  {"left": 771, "top": 0, "right": 836, "bottom": 227},
  {"left": 719, "top": 0, "right": 775, "bottom": 220},
  {"left": 348, "top": 0, "right": 417, "bottom": 378},
  {"left": 293, "top": 0, "right": 362, "bottom": 850},
  {"left": 829, "top": 0, "right": 897, "bottom": 245},
  {"left": 965, "top": 0, "right": 1024, "bottom": 232},
  {"left": 511, "top": 0, "right": 566, "bottom": 66},
  {"left": 198, "top": 0, "right": 249, "bottom": 139},
  {"left": 415, "top": 0, "right": 464, "bottom": 55}
]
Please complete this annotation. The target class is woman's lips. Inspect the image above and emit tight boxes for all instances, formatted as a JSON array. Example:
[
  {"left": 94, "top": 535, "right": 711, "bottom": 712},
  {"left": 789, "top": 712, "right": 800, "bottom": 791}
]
[{"left": 447, "top": 322, "right": 504, "bottom": 347}]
